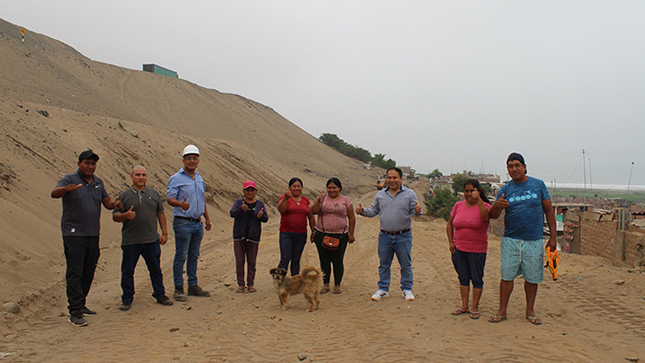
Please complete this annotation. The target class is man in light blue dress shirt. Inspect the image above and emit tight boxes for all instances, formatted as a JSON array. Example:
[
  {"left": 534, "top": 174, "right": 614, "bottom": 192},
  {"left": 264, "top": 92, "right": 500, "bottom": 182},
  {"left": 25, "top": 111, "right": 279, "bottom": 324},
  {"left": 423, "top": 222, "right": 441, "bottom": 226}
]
[{"left": 357, "top": 167, "right": 422, "bottom": 302}]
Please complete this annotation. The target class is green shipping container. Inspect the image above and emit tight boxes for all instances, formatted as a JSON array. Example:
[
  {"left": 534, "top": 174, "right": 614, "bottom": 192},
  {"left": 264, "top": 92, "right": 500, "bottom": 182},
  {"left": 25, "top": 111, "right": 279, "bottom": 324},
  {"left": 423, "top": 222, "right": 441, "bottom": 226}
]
[{"left": 142, "top": 64, "right": 178, "bottom": 78}]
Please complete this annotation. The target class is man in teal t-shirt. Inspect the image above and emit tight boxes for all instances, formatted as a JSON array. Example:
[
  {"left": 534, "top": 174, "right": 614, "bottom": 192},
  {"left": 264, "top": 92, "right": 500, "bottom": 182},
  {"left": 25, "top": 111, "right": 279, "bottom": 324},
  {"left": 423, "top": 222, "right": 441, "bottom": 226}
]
[{"left": 489, "top": 152, "right": 557, "bottom": 325}]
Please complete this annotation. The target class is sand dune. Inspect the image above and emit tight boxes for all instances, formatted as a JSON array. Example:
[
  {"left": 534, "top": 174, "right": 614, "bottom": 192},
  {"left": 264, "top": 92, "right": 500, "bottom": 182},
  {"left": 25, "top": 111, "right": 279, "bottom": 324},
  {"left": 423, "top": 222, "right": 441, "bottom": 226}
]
[{"left": 0, "top": 18, "right": 644, "bottom": 362}]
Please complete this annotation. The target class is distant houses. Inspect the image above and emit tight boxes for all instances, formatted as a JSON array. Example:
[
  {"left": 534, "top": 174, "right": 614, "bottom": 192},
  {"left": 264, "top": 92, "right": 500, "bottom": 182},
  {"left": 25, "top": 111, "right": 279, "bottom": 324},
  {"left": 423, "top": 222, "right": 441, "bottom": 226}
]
[{"left": 142, "top": 64, "right": 178, "bottom": 78}]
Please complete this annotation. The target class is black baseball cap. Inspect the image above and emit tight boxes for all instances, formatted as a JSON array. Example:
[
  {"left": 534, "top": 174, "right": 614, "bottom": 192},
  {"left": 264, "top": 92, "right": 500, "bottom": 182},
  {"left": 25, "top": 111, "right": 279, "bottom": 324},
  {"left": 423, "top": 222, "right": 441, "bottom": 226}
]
[
  {"left": 506, "top": 152, "right": 525, "bottom": 165},
  {"left": 78, "top": 149, "right": 99, "bottom": 162}
]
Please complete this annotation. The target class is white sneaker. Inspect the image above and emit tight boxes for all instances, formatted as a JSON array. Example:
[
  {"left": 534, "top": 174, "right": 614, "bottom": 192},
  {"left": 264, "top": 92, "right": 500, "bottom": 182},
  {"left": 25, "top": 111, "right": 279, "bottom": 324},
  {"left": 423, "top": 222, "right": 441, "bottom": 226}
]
[
  {"left": 403, "top": 290, "right": 415, "bottom": 301},
  {"left": 371, "top": 290, "right": 389, "bottom": 301}
]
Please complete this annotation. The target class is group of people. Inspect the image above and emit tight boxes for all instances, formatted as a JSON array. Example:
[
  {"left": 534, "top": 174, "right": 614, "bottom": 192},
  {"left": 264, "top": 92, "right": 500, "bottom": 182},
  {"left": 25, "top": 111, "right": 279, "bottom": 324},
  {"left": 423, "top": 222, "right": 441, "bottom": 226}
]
[
  {"left": 53, "top": 145, "right": 555, "bottom": 328},
  {"left": 52, "top": 145, "right": 213, "bottom": 326},
  {"left": 446, "top": 152, "right": 556, "bottom": 325}
]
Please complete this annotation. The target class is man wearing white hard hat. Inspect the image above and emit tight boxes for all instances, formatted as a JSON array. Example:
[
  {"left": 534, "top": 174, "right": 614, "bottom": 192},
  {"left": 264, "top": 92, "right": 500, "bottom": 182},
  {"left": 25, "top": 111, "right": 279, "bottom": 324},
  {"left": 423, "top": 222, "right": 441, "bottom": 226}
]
[{"left": 166, "top": 144, "right": 212, "bottom": 301}]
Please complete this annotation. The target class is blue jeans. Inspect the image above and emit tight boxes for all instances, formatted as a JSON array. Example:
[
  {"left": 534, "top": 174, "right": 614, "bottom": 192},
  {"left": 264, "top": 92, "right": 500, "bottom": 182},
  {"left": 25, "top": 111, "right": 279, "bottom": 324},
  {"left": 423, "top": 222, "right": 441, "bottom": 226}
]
[
  {"left": 377, "top": 231, "right": 413, "bottom": 291},
  {"left": 121, "top": 241, "right": 165, "bottom": 303},
  {"left": 173, "top": 218, "right": 204, "bottom": 287}
]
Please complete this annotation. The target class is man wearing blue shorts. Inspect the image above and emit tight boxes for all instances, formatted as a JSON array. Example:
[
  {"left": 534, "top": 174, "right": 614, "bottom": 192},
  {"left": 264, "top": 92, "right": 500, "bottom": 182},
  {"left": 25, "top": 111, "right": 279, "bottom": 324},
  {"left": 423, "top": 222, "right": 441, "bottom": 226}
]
[{"left": 489, "top": 153, "right": 556, "bottom": 325}]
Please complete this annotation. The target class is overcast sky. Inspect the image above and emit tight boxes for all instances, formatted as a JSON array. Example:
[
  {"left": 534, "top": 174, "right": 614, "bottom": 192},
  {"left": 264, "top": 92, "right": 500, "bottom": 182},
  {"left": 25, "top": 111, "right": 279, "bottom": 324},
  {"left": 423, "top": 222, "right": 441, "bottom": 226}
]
[{"left": 3, "top": 1, "right": 644, "bottom": 188}]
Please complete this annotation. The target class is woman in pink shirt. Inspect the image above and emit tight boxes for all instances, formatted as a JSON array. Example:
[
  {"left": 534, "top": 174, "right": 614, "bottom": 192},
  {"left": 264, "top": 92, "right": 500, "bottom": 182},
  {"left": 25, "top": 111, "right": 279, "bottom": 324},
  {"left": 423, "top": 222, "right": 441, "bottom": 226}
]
[
  {"left": 446, "top": 179, "right": 491, "bottom": 320},
  {"left": 310, "top": 178, "right": 356, "bottom": 294}
]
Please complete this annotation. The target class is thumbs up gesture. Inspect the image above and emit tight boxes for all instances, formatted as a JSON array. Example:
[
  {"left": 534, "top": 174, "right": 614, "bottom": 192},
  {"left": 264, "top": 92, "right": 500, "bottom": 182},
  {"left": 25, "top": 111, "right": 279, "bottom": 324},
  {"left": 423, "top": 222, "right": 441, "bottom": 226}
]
[
  {"left": 414, "top": 201, "right": 421, "bottom": 215},
  {"left": 257, "top": 207, "right": 265, "bottom": 219},
  {"left": 494, "top": 193, "right": 509, "bottom": 210},
  {"left": 355, "top": 203, "right": 364, "bottom": 215},
  {"left": 112, "top": 196, "right": 123, "bottom": 210},
  {"left": 124, "top": 206, "right": 136, "bottom": 220},
  {"left": 241, "top": 200, "right": 249, "bottom": 212},
  {"left": 180, "top": 197, "right": 190, "bottom": 211}
]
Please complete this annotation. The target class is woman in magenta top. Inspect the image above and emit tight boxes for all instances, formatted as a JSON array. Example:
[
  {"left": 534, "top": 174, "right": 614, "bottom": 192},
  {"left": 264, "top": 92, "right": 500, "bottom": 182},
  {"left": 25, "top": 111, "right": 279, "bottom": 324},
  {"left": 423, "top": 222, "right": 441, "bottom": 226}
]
[
  {"left": 277, "top": 177, "right": 315, "bottom": 276},
  {"left": 310, "top": 177, "right": 356, "bottom": 294},
  {"left": 446, "top": 179, "right": 491, "bottom": 320}
]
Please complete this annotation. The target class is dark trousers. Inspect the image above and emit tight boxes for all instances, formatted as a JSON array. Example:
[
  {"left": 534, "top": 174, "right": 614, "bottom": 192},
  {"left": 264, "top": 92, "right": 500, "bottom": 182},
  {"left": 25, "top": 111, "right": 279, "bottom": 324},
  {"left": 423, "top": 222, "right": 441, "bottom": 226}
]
[
  {"left": 313, "top": 230, "right": 349, "bottom": 285},
  {"left": 278, "top": 232, "right": 308, "bottom": 276},
  {"left": 121, "top": 242, "right": 166, "bottom": 303},
  {"left": 233, "top": 239, "right": 260, "bottom": 287},
  {"left": 63, "top": 236, "right": 100, "bottom": 313}
]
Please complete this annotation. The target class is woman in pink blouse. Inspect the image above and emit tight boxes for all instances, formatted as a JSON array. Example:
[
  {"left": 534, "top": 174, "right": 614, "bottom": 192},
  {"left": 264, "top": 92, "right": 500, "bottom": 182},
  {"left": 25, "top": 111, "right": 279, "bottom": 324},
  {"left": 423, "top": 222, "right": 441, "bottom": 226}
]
[
  {"left": 310, "top": 178, "right": 356, "bottom": 294},
  {"left": 446, "top": 179, "right": 491, "bottom": 320}
]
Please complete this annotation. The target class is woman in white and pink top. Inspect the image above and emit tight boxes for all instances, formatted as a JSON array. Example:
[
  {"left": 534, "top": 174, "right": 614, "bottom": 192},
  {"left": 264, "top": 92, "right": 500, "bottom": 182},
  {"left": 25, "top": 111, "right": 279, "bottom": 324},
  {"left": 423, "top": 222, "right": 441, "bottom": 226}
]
[
  {"left": 446, "top": 179, "right": 492, "bottom": 320},
  {"left": 310, "top": 177, "right": 356, "bottom": 294}
]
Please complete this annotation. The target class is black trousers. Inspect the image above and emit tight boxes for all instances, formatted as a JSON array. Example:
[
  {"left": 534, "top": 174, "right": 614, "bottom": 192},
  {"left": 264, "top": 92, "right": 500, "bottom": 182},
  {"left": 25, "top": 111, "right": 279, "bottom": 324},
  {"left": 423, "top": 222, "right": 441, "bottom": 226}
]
[
  {"left": 313, "top": 230, "right": 349, "bottom": 285},
  {"left": 63, "top": 236, "right": 100, "bottom": 313}
]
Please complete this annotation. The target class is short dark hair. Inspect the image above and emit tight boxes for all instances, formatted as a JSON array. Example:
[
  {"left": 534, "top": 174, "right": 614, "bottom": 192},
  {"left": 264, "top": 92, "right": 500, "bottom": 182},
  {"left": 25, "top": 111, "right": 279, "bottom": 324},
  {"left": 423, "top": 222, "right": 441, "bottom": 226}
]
[
  {"left": 386, "top": 167, "right": 402, "bottom": 178},
  {"left": 326, "top": 177, "right": 342, "bottom": 191}
]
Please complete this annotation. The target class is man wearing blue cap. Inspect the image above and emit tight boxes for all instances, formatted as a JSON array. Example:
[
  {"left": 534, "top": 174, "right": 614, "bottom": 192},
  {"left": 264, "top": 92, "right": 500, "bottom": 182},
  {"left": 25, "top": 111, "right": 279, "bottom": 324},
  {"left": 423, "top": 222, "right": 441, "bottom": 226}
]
[{"left": 489, "top": 152, "right": 556, "bottom": 325}]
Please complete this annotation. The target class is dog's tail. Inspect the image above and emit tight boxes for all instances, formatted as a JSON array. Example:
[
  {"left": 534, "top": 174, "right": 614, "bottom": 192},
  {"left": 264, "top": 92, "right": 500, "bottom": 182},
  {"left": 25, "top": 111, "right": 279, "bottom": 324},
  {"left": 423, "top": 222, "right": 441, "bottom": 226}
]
[{"left": 301, "top": 266, "right": 323, "bottom": 284}]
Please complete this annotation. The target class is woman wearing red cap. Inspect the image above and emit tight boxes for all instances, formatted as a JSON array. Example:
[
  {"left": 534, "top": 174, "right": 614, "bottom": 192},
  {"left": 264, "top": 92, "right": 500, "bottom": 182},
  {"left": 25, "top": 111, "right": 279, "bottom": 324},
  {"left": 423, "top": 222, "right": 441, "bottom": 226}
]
[{"left": 230, "top": 180, "right": 269, "bottom": 293}]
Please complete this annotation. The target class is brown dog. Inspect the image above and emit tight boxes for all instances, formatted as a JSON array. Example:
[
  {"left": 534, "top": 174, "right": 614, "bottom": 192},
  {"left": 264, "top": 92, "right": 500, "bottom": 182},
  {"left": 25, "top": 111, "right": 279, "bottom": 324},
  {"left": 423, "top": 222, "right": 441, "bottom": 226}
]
[{"left": 269, "top": 266, "right": 322, "bottom": 311}]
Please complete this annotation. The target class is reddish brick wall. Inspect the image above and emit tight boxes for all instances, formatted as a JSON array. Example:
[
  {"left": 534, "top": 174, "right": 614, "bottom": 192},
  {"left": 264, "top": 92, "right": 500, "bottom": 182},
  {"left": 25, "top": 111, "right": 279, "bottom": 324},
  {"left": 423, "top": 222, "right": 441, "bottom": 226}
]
[
  {"left": 624, "top": 227, "right": 645, "bottom": 267},
  {"left": 579, "top": 219, "right": 617, "bottom": 260}
]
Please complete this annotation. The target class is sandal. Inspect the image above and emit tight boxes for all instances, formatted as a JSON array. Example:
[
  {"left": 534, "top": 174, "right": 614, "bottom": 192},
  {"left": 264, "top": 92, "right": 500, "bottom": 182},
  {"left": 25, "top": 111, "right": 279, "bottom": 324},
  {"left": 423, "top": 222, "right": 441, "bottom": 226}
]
[
  {"left": 451, "top": 308, "right": 470, "bottom": 316},
  {"left": 247, "top": 286, "right": 257, "bottom": 293},
  {"left": 333, "top": 286, "right": 342, "bottom": 294},
  {"left": 526, "top": 316, "right": 543, "bottom": 325},
  {"left": 469, "top": 311, "right": 480, "bottom": 320},
  {"left": 488, "top": 315, "right": 507, "bottom": 323},
  {"left": 320, "top": 286, "right": 330, "bottom": 294},
  {"left": 235, "top": 286, "right": 245, "bottom": 293}
]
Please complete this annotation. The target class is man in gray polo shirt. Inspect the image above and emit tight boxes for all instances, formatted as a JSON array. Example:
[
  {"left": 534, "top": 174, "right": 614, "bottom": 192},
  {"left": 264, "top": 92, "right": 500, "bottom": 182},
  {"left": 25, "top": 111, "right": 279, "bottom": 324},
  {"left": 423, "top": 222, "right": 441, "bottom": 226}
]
[
  {"left": 51, "top": 149, "right": 122, "bottom": 327},
  {"left": 356, "top": 167, "right": 422, "bottom": 302},
  {"left": 113, "top": 166, "right": 173, "bottom": 311}
]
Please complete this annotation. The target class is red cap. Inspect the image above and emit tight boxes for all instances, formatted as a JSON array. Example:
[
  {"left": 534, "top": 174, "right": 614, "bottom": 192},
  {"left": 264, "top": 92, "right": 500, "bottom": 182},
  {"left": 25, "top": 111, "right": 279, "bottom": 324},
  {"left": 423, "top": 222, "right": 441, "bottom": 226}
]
[{"left": 243, "top": 180, "right": 257, "bottom": 190}]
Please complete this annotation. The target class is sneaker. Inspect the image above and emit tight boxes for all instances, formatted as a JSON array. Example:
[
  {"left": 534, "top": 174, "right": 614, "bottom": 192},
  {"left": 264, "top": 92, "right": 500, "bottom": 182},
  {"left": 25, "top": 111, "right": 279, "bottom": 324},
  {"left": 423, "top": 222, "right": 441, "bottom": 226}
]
[
  {"left": 187, "top": 285, "right": 211, "bottom": 297},
  {"left": 371, "top": 290, "right": 389, "bottom": 301},
  {"left": 156, "top": 296, "right": 174, "bottom": 306},
  {"left": 174, "top": 286, "right": 188, "bottom": 302},
  {"left": 68, "top": 311, "right": 88, "bottom": 327},
  {"left": 119, "top": 302, "right": 132, "bottom": 311},
  {"left": 403, "top": 290, "right": 415, "bottom": 301},
  {"left": 80, "top": 306, "right": 97, "bottom": 315}
]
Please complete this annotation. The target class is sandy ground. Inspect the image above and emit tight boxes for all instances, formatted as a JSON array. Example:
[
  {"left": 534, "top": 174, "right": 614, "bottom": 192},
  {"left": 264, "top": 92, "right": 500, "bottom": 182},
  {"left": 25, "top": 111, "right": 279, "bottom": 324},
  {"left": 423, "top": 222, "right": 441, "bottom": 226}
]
[
  {"left": 2, "top": 184, "right": 645, "bottom": 362},
  {"left": 0, "top": 17, "right": 644, "bottom": 363}
]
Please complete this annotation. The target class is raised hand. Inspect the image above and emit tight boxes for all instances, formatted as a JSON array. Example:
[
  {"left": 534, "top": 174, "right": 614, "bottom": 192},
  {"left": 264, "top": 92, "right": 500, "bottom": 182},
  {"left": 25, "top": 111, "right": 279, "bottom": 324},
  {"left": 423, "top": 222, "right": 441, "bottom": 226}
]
[
  {"left": 494, "top": 193, "right": 509, "bottom": 210},
  {"left": 355, "top": 203, "right": 364, "bottom": 215},
  {"left": 316, "top": 191, "right": 324, "bottom": 203},
  {"left": 285, "top": 188, "right": 293, "bottom": 199},
  {"left": 472, "top": 189, "right": 480, "bottom": 200},
  {"left": 179, "top": 197, "right": 190, "bottom": 211},
  {"left": 112, "top": 196, "right": 123, "bottom": 210},
  {"left": 64, "top": 183, "right": 82, "bottom": 193},
  {"left": 414, "top": 201, "right": 421, "bottom": 214},
  {"left": 241, "top": 200, "right": 248, "bottom": 212},
  {"left": 124, "top": 206, "right": 136, "bottom": 220},
  {"left": 257, "top": 207, "right": 265, "bottom": 219}
]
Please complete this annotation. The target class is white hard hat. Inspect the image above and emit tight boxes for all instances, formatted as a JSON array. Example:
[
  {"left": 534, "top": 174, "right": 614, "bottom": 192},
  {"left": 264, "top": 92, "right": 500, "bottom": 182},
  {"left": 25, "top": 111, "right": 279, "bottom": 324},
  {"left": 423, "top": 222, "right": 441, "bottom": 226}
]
[{"left": 182, "top": 144, "right": 200, "bottom": 157}]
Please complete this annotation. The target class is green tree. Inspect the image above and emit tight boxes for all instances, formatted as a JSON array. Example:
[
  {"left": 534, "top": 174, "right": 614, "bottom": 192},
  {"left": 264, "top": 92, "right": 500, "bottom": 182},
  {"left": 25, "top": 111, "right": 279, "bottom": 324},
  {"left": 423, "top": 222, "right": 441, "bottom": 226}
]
[
  {"left": 429, "top": 168, "right": 443, "bottom": 178},
  {"left": 372, "top": 153, "right": 396, "bottom": 169},
  {"left": 451, "top": 173, "right": 469, "bottom": 194},
  {"left": 425, "top": 187, "right": 457, "bottom": 221}
]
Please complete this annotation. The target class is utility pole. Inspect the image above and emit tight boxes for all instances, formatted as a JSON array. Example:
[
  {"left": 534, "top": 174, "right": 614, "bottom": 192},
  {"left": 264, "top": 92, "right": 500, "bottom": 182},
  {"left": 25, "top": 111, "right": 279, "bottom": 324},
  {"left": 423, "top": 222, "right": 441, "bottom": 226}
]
[
  {"left": 628, "top": 161, "right": 634, "bottom": 191},
  {"left": 582, "top": 149, "right": 586, "bottom": 191}
]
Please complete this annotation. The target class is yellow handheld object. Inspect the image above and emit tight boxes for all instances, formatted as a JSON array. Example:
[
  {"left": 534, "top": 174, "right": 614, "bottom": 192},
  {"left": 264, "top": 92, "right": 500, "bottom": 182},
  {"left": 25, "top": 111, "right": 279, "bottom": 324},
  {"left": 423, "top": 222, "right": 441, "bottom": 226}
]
[{"left": 546, "top": 247, "right": 559, "bottom": 281}]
